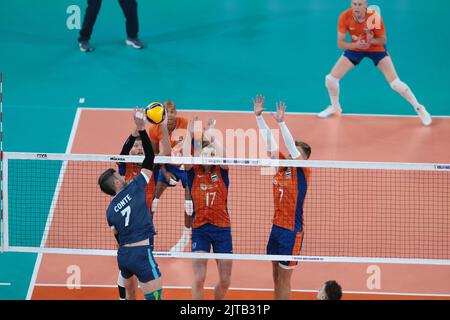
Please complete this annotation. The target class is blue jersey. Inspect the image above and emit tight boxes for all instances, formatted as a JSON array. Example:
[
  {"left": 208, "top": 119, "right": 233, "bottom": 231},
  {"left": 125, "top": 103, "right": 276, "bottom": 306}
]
[{"left": 106, "top": 173, "right": 153, "bottom": 245}]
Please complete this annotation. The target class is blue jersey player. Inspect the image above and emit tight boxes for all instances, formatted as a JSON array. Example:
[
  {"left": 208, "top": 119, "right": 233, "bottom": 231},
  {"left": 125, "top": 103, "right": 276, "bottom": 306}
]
[{"left": 98, "top": 109, "right": 170, "bottom": 300}]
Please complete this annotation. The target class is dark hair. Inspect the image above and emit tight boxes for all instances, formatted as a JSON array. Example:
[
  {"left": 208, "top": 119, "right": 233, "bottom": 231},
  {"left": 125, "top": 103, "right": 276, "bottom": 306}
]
[
  {"left": 324, "top": 280, "right": 342, "bottom": 300},
  {"left": 164, "top": 100, "right": 176, "bottom": 109},
  {"left": 295, "top": 141, "right": 312, "bottom": 159},
  {"left": 98, "top": 168, "right": 118, "bottom": 196}
]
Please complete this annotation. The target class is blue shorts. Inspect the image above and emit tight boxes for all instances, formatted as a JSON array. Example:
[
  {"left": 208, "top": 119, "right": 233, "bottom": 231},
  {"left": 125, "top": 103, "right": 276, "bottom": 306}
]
[
  {"left": 117, "top": 245, "right": 161, "bottom": 283},
  {"left": 192, "top": 223, "right": 233, "bottom": 254},
  {"left": 267, "top": 225, "right": 304, "bottom": 269},
  {"left": 343, "top": 50, "right": 389, "bottom": 66},
  {"left": 157, "top": 164, "right": 187, "bottom": 188}
]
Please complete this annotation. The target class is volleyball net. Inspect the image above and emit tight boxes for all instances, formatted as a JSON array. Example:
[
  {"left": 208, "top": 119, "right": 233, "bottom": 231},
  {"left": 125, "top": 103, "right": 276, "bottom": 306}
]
[{"left": 1, "top": 152, "right": 449, "bottom": 265}]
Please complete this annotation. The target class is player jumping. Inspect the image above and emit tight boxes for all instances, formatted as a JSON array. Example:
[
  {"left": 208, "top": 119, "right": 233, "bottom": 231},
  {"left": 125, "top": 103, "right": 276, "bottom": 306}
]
[
  {"left": 253, "top": 94, "right": 312, "bottom": 300},
  {"left": 183, "top": 117, "right": 233, "bottom": 300},
  {"left": 98, "top": 109, "right": 170, "bottom": 300}
]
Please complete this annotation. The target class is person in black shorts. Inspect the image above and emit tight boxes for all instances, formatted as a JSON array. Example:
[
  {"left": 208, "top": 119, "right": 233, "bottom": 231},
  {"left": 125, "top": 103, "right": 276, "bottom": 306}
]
[{"left": 78, "top": 0, "right": 144, "bottom": 52}]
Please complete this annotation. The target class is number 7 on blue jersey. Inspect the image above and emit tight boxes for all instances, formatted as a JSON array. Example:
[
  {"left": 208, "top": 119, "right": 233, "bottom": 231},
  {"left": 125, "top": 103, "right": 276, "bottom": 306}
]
[{"left": 121, "top": 206, "right": 131, "bottom": 227}]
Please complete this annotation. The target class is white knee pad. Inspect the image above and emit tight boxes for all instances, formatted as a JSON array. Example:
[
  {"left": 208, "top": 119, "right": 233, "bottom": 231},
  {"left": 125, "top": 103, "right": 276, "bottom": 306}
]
[
  {"left": 325, "top": 74, "right": 340, "bottom": 90},
  {"left": 390, "top": 78, "right": 409, "bottom": 95},
  {"left": 185, "top": 200, "right": 193, "bottom": 216}
]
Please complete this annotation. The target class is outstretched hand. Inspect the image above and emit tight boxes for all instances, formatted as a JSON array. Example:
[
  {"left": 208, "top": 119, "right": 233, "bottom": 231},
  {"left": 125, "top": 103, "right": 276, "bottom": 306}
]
[
  {"left": 188, "top": 116, "right": 198, "bottom": 136},
  {"left": 204, "top": 118, "right": 216, "bottom": 144},
  {"left": 134, "top": 108, "right": 146, "bottom": 131},
  {"left": 271, "top": 101, "right": 286, "bottom": 123},
  {"left": 253, "top": 94, "right": 266, "bottom": 116}
]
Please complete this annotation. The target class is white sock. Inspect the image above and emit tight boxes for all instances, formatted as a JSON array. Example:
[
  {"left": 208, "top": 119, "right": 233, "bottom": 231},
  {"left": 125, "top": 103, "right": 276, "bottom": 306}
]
[
  {"left": 325, "top": 74, "right": 340, "bottom": 107},
  {"left": 390, "top": 78, "right": 422, "bottom": 112}
]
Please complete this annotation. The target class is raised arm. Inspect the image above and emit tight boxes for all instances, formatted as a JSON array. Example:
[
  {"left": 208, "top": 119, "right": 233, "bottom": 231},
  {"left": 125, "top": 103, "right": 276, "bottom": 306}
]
[
  {"left": 271, "top": 101, "right": 301, "bottom": 160},
  {"left": 253, "top": 94, "right": 278, "bottom": 159},
  {"left": 182, "top": 117, "right": 201, "bottom": 171},
  {"left": 158, "top": 115, "right": 171, "bottom": 156},
  {"left": 118, "top": 110, "right": 143, "bottom": 176},
  {"left": 133, "top": 109, "right": 155, "bottom": 179},
  {"left": 204, "top": 118, "right": 228, "bottom": 170}
]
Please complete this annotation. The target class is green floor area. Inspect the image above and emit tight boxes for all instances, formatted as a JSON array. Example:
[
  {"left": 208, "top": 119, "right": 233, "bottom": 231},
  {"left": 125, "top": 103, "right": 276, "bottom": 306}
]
[
  {"left": 0, "top": 0, "right": 449, "bottom": 299},
  {"left": 0, "top": 253, "right": 37, "bottom": 300}
]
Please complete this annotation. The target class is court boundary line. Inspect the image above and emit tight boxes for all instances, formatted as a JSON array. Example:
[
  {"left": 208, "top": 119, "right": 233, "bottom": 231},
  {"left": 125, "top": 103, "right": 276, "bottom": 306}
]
[
  {"left": 76, "top": 107, "right": 450, "bottom": 119},
  {"left": 33, "top": 283, "right": 450, "bottom": 298},
  {"left": 25, "top": 108, "right": 82, "bottom": 300},
  {"left": 0, "top": 283, "right": 11, "bottom": 286}
]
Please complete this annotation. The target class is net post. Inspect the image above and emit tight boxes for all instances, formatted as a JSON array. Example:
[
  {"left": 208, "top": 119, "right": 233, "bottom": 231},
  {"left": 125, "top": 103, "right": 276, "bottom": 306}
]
[
  {"left": 1, "top": 155, "right": 8, "bottom": 252},
  {"left": 0, "top": 72, "right": 4, "bottom": 252}
]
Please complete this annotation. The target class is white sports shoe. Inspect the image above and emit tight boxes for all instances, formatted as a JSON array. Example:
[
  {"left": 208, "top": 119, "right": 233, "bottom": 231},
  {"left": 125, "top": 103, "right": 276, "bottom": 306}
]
[
  {"left": 125, "top": 38, "right": 144, "bottom": 49},
  {"left": 416, "top": 105, "right": 432, "bottom": 126},
  {"left": 318, "top": 105, "right": 342, "bottom": 118}
]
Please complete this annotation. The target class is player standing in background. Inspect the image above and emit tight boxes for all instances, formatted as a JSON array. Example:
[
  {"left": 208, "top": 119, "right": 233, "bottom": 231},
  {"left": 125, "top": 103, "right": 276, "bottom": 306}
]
[
  {"left": 318, "top": 0, "right": 432, "bottom": 126},
  {"left": 183, "top": 117, "right": 233, "bottom": 300},
  {"left": 98, "top": 109, "right": 170, "bottom": 300},
  {"left": 148, "top": 100, "right": 193, "bottom": 251},
  {"left": 253, "top": 95, "right": 312, "bottom": 300}
]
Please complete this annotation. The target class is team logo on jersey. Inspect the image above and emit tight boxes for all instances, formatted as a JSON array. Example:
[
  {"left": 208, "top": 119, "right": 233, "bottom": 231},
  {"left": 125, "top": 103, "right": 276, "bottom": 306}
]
[{"left": 211, "top": 174, "right": 218, "bottom": 182}]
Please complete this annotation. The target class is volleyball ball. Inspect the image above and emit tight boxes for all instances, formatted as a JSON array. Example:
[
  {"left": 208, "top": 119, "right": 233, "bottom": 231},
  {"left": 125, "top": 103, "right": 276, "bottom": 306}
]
[{"left": 145, "top": 102, "right": 166, "bottom": 124}]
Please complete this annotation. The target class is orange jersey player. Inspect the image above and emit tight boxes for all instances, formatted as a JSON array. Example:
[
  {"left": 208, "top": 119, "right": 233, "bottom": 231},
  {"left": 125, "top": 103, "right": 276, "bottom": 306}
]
[
  {"left": 188, "top": 165, "right": 230, "bottom": 230},
  {"left": 318, "top": 0, "right": 432, "bottom": 126},
  {"left": 338, "top": 6, "right": 386, "bottom": 53},
  {"left": 148, "top": 100, "right": 193, "bottom": 237},
  {"left": 272, "top": 152, "right": 312, "bottom": 233},
  {"left": 183, "top": 117, "right": 233, "bottom": 300},
  {"left": 253, "top": 95, "right": 312, "bottom": 300}
]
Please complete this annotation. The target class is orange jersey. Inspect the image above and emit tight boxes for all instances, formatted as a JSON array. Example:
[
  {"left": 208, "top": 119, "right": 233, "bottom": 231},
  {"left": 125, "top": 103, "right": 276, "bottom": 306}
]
[
  {"left": 187, "top": 166, "right": 230, "bottom": 229},
  {"left": 273, "top": 153, "right": 311, "bottom": 231},
  {"left": 123, "top": 162, "right": 157, "bottom": 210},
  {"left": 338, "top": 8, "right": 386, "bottom": 52},
  {"left": 148, "top": 116, "right": 188, "bottom": 157}
]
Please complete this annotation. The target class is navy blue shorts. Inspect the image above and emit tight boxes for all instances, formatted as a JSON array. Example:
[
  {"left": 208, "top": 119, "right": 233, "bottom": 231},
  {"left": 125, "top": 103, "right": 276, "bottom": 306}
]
[
  {"left": 117, "top": 245, "right": 161, "bottom": 283},
  {"left": 192, "top": 223, "right": 233, "bottom": 254},
  {"left": 157, "top": 164, "right": 187, "bottom": 188},
  {"left": 267, "top": 225, "right": 304, "bottom": 269},
  {"left": 343, "top": 50, "right": 389, "bottom": 66}
]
